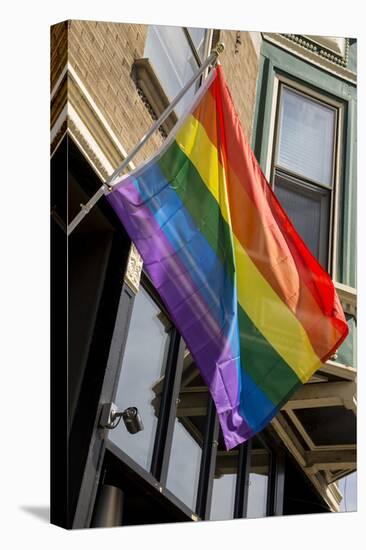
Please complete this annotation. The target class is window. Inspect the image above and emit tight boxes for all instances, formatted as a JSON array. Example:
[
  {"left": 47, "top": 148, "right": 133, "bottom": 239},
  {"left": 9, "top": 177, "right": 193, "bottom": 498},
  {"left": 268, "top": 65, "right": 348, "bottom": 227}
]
[
  {"left": 246, "top": 437, "right": 271, "bottom": 518},
  {"left": 210, "top": 447, "right": 238, "bottom": 521},
  {"left": 165, "top": 360, "right": 207, "bottom": 510},
  {"left": 108, "top": 285, "right": 171, "bottom": 470},
  {"left": 144, "top": 25, "right": 208, "bottom": 116},
  {"left": 165, "top": 416, "right": 203, "bottom": 509},
  {"left": 272, "top": 84, "right": 339, "bottom": 270}
]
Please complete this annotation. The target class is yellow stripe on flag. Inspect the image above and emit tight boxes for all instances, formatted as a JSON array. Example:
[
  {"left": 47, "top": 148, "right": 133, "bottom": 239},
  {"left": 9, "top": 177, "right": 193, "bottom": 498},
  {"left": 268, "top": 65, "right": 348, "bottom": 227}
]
[
  {"left": 176, "top": 114, "right": 322, "bottom": 381},
  {"left": 176, "top": 115, "right": 232, "bottom": 228},
  {"left": 233, "top": 236, "right": 322, "bottom": 381}
]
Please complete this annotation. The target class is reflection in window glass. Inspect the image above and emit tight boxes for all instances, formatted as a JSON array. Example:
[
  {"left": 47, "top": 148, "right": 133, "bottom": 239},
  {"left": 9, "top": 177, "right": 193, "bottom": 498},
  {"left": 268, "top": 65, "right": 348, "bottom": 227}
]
[
  {"left": 274, "top": 175, "right": 330, "bottom": 268},
  {"left": 246, "top": 440, "right": 270, "bottom": 518},
  {"left": 144, "top": 25, "right": 206, "bottom": 116},
  {"left": 109, "top": 286, "right": 170, "bottom": 470},
  {"left": 277, "top": 87, "right": 335, "bottom": 186},
  {"left": 337, "top": 315, "right": 357, "bottom": 368},
  {"left": 166, "top": 418, "right": 202, "bottom": 510},
  {"left": 338, "top": 471, "right": 357, "bottom": 512},
  {"left": 186, "top": 27, "right": 206, "bottom": 60},
  {"left": 210, "top": 451, "right": 238, "bottom": 520}
]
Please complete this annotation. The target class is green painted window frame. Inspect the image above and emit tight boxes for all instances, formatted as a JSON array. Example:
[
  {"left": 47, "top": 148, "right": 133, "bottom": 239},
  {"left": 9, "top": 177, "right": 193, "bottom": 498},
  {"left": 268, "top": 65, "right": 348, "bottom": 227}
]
[{"left": 252, "top": 39, "right": 356, "bottom": 291}]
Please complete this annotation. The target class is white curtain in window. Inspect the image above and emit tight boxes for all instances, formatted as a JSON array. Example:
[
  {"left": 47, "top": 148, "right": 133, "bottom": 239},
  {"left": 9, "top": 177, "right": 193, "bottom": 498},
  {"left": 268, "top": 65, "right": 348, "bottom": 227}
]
[{"left": 277, "top": 87, "right": 336, "bottom": 186}]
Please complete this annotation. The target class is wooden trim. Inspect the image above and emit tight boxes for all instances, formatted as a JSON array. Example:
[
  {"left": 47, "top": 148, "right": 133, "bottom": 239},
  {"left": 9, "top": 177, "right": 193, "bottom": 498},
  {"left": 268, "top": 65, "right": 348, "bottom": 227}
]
[
  {"left": 282, "top": 381, "right": 356, "bottom": 412},
  {"left": 304, "top": 449, "right": 356, "bottom": 474},
  {"left": 286, "top": 409, "right": 356, "bottom": 454},
  {"left": 271, "top": 412, "right": 353, "bottom": 511},
  {"left": 215, "top": 448, "right": 268, "bottom": 476},
  {"left": 313, "top": 472, "right": 342, "bottom": 511},
  {"left": 327, "top": 468, "right": 356, "bottom": 484},
  {"left": 286, "top": 410, "right": 317, "bottom": 451},
  {"left": 335, "top": 282, "right": 357, "bottom": 317},
  {"left": 176, "top": 386, "right": 209, "bottom": 417},
  {"left": 331, "top": 100, "right": 346, "bottom": 279},
  {"left": 320, "top": 361, "right": 356, "bottom": 381}
]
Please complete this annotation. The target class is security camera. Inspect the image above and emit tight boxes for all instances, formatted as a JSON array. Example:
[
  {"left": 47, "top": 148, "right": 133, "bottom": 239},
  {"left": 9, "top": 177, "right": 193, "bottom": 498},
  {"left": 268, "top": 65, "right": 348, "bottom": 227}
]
[
  {"left": 99, "top": 403, "right": 144, "bottom": 434},
  {"left": 122, "top": 407, "right": 144, "bottom": 434}
]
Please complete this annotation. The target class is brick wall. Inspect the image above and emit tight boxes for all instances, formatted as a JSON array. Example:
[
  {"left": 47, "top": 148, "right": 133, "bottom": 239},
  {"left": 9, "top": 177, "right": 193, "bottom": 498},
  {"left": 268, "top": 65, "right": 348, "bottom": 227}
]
[
  {"left": 51, "top": 21, "right": 260, "bottom": 165},
  {"left": 51, "top": 21, "right": 68, "bottom": 91},
  {"left": 219, "top": 29, "right": 260, "bottom": 141},
  {"left": 66, "top": 20, "right": 164, "bottom": 166}
]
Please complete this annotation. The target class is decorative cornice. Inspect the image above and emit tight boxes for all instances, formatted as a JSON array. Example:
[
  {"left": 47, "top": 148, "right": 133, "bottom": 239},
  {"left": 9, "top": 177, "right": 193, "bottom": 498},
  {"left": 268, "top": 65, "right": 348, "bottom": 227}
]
[
  {"left": 136, "top": 86, "right": 168, "bottom": 139},
  {"left": 68, "top": 117, "right": 110, "bottom": 180},
  {"left": 262, "top": 33, "right": 356, "bottom": 85},
  {"left": 124, "top": 243, "right": 143, "bottom": 294},
  {"left": 51, "top": 118, "right": 67, "bottom": 155},
  {"left": 282, "top": 34, "right": 349, "bottom": 68}
]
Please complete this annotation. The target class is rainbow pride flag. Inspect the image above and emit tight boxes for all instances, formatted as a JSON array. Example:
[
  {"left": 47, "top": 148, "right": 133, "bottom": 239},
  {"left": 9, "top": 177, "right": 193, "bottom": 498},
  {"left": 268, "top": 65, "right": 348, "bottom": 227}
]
[{"left": 106, "top": 65, "right": 348, "bottom": 450}]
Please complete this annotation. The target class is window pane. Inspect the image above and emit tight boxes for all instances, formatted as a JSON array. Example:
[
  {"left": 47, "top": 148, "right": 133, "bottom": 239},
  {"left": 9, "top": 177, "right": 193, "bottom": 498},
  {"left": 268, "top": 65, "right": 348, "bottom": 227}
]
[
  {"left": 210, "top": 450, "right": 238, "bottom": 520},
  {"left": 186, "top": 27, "right": 207, "bottom": 60},
  {"left": 108, "top": 286, "right": 170, "bottom": 470},
  {"left": 338, "top": 471, "right": 357, "bottom": 512},
  {"left": 165, "top": 356, "right": 206, "bottom": 510},
  {"left": 246, "top": 438, "right": 270, "bottom": 518},
  {"left": 277, "top": 87, "right": 336, "bottom": 186},
  {"left": 165, "top": 418, "right": 202, "bottom": 510},
  {"left": 337, "top": 315, "right": 356, "bottom": 368},
  {"left": 144, "top": 25, "right": 201, "bottom": 116},
  {"left": 275, "top": 173, "right": 330, "bottom": 268}
]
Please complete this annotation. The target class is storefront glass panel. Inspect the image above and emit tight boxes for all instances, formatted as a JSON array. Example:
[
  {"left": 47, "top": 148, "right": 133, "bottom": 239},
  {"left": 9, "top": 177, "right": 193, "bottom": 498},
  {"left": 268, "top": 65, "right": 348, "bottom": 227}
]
[
  {"left": 246, "top": 438, "right": 270, "bottom": 518},
  {"left": 108, "top": 286, "right": 171, "bottom": 471}
]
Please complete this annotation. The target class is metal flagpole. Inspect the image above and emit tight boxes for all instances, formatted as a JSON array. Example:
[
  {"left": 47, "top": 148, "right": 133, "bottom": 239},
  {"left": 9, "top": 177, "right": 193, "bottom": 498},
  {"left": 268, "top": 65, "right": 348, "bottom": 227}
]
[{"left": 67, "top": 42, "right": 225, "bottom": 236}]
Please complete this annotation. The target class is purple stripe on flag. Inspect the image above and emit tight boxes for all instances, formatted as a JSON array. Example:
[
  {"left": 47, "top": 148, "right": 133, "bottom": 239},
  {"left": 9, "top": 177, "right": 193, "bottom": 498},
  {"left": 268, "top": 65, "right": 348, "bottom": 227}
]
[
  {"left": 107, "top": 180, "right": 246, "bottom": 424},
  {"left": 218, "top": 405, "right": 254, "bottom": 449}
]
